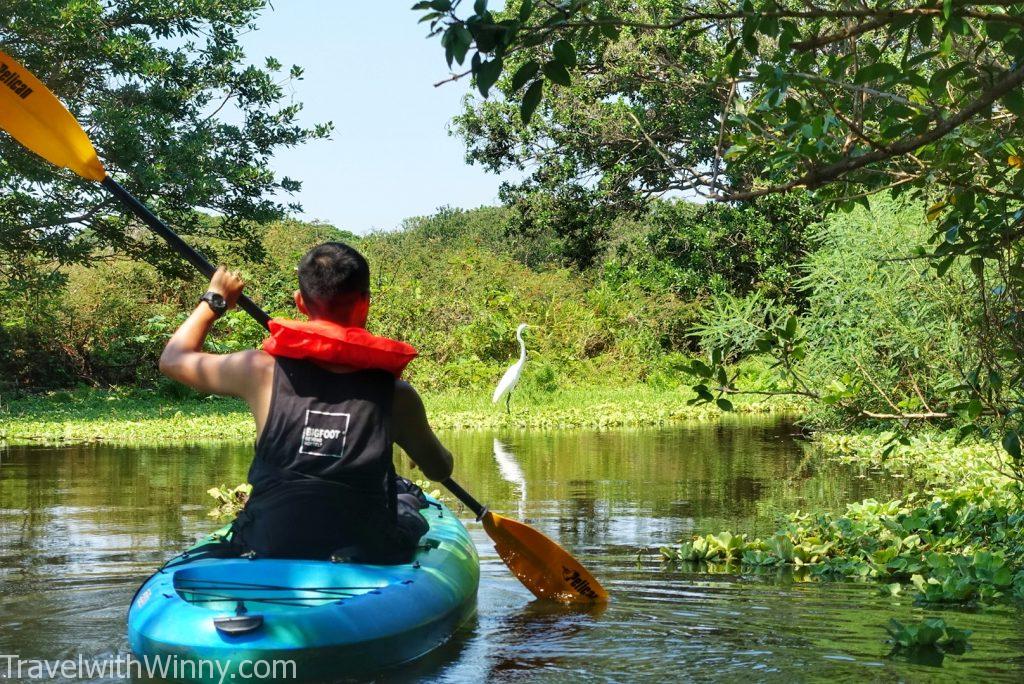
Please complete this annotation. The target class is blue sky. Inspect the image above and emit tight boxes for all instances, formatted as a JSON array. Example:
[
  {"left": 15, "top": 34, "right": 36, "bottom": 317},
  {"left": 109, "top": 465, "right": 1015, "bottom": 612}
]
[{"left": 239, "top": 3, "right": 515, "bottom": 234}]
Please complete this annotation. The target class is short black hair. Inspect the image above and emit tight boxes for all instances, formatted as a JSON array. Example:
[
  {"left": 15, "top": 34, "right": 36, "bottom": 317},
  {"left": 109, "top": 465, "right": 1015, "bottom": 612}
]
[{"left": 297, "top": 242, "right": 370, "bottom": 316}]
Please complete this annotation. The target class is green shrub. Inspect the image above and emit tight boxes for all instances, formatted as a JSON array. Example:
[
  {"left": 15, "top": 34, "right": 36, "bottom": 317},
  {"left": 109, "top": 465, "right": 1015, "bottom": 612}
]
[
  {"left": 0, "top": 210, "right": 685, "bottom": 394},
  {"left": 797, "top": 196, "right": 975, "bottom": 426},
  {"left": 603, "top": 193, "right": 820, "bottom": 302}
]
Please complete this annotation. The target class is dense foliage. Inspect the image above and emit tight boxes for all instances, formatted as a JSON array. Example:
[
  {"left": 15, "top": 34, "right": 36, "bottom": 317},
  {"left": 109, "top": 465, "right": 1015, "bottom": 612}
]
[
  {"left": 694, "top": 196, "right": 977, "bottom": 423},
  {"left": 420, "top": 0, "right": 1024, "bottom": 231},
  {"left": 663, "top": 429, "right": 1024, "bottom": 610},
  {"left": 663, "top": 487, "right": 1024, "bottom": 605},
  {"left": 0, "top": 195, "right": 816, "bottom": 395},
  {"left": 605, "top": 193, "right": 818, "bottom": 302},
  {"left": 0, "top": 0, "right": 329, "bottom": 296},
  {"left": 416, "top": 0, "right": 1024, "bottom": 467},
  {"left": 0, "top": 212, "right": 677, "bottom": 393}
]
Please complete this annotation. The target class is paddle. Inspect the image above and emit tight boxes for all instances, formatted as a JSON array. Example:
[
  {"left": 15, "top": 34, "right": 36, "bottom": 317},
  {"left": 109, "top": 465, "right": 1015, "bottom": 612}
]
[{"left": 0, "top": 48, "right": 609, "bottom": 604}]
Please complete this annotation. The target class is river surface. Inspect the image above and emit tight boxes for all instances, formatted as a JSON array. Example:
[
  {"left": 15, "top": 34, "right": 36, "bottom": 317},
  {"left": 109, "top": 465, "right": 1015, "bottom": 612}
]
[{"left": 2, "top": 417, "right": 1023, "bottom": 682}]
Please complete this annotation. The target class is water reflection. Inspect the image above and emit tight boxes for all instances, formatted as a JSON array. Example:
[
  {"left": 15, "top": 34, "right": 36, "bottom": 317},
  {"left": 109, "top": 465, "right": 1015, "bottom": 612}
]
[
  {"left": 492, "top": 439, "right": 526, "bottom": 520},
  {"left": 1, "top": 419, "right": 1023, "bottom": 681}
]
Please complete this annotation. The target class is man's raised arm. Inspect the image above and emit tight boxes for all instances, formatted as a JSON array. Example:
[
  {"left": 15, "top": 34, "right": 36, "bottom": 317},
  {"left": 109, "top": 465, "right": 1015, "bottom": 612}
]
[{"left": 159, "top": 266, "right": 270, "bottom": 402}]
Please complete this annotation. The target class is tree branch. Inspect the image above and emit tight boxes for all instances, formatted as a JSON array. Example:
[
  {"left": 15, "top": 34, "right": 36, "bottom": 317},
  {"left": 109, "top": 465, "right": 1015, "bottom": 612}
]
[{"left": 723, "top": 62, "right": 1024, "bottom": 201}]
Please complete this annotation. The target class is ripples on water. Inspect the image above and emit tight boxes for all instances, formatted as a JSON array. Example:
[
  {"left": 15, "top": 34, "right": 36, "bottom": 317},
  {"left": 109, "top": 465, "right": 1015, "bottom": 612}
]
[{"left": 2, "top": 418, "right": 1023, "bottom": 682}]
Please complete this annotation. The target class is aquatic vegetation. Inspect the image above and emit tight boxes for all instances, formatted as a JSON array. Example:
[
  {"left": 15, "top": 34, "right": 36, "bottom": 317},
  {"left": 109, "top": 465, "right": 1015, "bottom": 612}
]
[
  {"left": 814, "top": 431, "right": 1008, "bottom": 493},
  {"left": 206, "top": 483, "right": 251, "bottom": 521},
  {"left": 886, "top": 618, "right": 972, "bottom": 658},
  {"left": 663, "top": 487, "right": 1024, "bottom": 605}
]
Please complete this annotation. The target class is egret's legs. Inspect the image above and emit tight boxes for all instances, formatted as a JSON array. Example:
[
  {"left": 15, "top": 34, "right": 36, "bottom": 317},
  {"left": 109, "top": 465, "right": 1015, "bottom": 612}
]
[{"left": 505, "top": 393, "right": 511, "bottom": 415}]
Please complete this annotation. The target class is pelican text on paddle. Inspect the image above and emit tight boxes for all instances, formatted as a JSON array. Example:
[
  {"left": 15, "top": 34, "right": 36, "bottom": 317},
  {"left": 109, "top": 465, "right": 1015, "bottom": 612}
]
[
  {"left": 0, "top": 654, "right": 297, "bottom": 683},
  {"left": 0, "top": 62, "right": 34, "bottom": 99}
]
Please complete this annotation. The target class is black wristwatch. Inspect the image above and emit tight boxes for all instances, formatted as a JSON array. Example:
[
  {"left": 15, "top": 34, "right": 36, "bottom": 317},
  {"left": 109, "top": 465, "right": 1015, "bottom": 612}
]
[{"left": 199, "top": 291, "right": 228, "bottom": 318}]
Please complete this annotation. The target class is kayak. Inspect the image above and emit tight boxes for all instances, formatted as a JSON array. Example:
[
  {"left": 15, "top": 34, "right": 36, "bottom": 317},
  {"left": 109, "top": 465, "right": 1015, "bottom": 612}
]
[{"left": 127, "top": 495, "right": 479, "bottom": 680}]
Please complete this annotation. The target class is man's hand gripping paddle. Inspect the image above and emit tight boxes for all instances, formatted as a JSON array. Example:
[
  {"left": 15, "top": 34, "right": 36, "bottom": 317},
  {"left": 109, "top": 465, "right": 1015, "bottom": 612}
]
[{"left": 0, "top": 48, "right": 609, "bottom": 604}]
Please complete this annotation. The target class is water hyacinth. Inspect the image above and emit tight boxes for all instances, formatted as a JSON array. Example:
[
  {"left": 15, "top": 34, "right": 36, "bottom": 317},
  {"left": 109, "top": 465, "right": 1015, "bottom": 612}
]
[{"left": 663, "top": 487, "right": 1024, "bottom": 605}]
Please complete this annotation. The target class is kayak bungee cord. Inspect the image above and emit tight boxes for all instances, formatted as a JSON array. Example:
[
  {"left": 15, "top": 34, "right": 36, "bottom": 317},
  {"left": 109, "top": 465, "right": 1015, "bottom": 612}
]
[{"left": 0, "top": 46, "right": 607, "bottom": 604}]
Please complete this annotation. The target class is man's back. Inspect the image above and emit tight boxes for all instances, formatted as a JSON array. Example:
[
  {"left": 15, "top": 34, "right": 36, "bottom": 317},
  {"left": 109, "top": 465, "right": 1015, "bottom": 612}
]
[
  {"left": 250, "top": 359, "right": 395, "bottom": 493},
  {"left": 157, "top": 243, "right": 454, "bottom": 561}
]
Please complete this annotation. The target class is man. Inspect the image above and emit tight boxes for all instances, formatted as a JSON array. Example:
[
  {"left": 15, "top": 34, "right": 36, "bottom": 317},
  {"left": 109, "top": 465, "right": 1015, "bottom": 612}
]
[{"left": 159, "top": 242, "right": 453, "bottom": 563}]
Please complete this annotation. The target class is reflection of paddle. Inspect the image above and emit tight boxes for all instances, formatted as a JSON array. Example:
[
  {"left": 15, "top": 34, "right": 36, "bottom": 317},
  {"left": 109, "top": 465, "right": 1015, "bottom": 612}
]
[{"left": 0, "top": 48, "right": 609, "bottom": 604}]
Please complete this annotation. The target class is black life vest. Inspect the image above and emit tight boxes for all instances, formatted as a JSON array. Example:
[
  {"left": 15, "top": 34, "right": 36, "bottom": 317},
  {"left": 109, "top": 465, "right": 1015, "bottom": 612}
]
[{"left": 230, "top": 357, "right": 424, "bottom": 562}]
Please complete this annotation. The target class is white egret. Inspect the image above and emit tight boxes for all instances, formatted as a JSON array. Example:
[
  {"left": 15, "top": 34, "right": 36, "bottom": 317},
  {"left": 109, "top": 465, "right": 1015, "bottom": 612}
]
[{"left": 492, "top": 323, "right": 528, "bottom": 413}]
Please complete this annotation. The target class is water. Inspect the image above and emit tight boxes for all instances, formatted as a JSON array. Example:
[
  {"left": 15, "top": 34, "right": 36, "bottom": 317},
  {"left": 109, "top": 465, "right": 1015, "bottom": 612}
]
[{"left": 2, "top": 417, "right": 1023, "bottom": 682}]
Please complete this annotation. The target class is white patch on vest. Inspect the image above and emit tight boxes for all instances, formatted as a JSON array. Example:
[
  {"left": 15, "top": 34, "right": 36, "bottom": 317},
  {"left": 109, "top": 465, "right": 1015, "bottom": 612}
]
[{"left": 298, "top": 409, "right": 351, "bottom": 458}]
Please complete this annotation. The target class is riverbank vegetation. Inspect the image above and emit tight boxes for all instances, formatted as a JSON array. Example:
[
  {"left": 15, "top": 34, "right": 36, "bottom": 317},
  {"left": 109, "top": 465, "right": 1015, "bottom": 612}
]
[{"left": 0, "top": 380, "right": 793, "bottom": 446}]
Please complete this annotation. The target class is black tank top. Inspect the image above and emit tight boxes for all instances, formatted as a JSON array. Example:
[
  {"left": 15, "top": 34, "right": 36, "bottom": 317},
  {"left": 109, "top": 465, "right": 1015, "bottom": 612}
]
[{"left": 249, "top": 357, "right": 396, "bottom": 495}]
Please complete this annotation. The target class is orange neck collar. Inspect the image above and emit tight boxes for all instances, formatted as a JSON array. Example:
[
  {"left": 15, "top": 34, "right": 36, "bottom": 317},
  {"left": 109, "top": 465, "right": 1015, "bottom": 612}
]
[{"left": 262, "top": 318, "right": 417, "bottom": 377}]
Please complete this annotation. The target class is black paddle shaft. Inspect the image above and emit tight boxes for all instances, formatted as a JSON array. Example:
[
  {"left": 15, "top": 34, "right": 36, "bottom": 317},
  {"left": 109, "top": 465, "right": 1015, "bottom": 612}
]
[
  {"left": 101, "top": 175, "right": 484, "bottom": 515},
  {"left": 441, "top": 478, "right": 486, "bottom": 519}
]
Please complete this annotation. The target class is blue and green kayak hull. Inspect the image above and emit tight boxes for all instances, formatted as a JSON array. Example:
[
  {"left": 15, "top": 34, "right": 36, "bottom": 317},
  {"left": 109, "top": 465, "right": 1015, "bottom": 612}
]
[{"left": 127, "top": 497, "right": 479, "bottom": 680}]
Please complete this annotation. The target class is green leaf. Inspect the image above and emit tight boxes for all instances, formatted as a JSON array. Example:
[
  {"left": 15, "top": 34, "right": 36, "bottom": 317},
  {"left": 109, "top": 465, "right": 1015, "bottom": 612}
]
[
  {"left": 917, "top": 618, "right": 945, "bottom": 646},
  {"left": 716, "top": 398, "right": 734, "bottom": 412},
  {"left": 476, "top": 57, "right": 503, "bottom": 97},
  {"left": 693, "top": 384, "right": 715, "bottom": 402},
  {"left": 967, "top": 398, "right": 983, "bottom": 420},
  {"left": 742, "top": 29, "right": 759, "bottom": 55},
  {"left": 430, "top": 0, "right": 452, "bottom": 10},
  {"left": 553, "top": 39, "right": 577, "bottom": 67},
  {"left": 690, "top": 359, "right": 714, "bottom": 379},
  {"left": 599, "top": 18, "right": 620, "bottom": 40},
  {"left": 542, "top": 60, "right": 572, "bottom": 86},
  {"left": 520, "top": 79, "right": 543, "bottom": 124},
  {"left": 1003, "top": 90, "right": 1024, "bottom": 116},
  {"left": 916, "top": 16, "right": 934, "bottom": 45},
  {"left": 474, "top": 0, "right": 487, "bottom": 15},
  {"left": 778, "top": 25, "right": 796, "bottom": 53},
  {"left": 510, "top": 60, "right": 539, "bottom": 92},
  {"left": 518, "top": 0, "right": 533, "bottom": 21},
  {"left": 1002, "top": 429, "right": 1021, "bottom": 461},
  {"left": 727, "top": 49, "right": 747, "bottom": 76},
  {"left": 782, "top": 315, "right": 797, "bottom": 340},
  {"left": 936, "top": 255, "right": 956, "bottom": 277},
  {"left": 986, "top": 19, "right": 1011, "bottom": 41},
  {"left": 443, "top": 25, "right": 473, "bottom": 66},
  {"left": 853, "top": 62, "right": 900, "bottom": 84}
]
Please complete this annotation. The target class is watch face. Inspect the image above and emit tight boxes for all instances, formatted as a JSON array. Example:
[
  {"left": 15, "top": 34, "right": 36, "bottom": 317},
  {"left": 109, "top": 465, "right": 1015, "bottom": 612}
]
[{"left": 202, "top": 292, "right": 227, "bottom": 313}]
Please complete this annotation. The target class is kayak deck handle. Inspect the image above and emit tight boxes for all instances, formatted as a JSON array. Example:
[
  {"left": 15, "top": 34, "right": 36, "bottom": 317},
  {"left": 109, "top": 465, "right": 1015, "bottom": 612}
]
[{"left": 214, "top": 614, "right": 264, "bottom": 636}]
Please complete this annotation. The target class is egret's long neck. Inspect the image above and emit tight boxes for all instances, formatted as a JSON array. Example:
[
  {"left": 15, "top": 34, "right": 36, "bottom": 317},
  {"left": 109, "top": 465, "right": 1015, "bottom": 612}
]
[{"left": 516, "top": 329, "right": 527, "bottom": 362}]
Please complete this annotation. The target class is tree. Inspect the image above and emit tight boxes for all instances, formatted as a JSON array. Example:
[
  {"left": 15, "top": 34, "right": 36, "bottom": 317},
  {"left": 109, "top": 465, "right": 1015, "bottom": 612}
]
[
  {"left": 414, "top": 0, "right": 1024, "bottom": 470},
  {"left": 417, "top": 0, "right": 1024, "bottom": 222},
  {"left": 433, "top": 1, "right": 729, "bottom": 265},
  {"left": 0, "top": 0, "right": 331, "bottom": 290}
]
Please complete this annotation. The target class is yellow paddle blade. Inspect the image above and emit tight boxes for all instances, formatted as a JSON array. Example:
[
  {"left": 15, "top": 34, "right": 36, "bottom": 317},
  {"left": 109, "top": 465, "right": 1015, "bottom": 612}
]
[
  {"left": 0, "top": 48, "right": 105, "bottom": 182},
  {"left": 482, "top": 511, "right": 609, "bottom": 604}
]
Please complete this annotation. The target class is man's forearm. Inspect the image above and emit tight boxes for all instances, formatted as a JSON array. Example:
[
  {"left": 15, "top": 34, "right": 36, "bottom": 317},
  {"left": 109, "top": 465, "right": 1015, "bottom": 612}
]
[{"left": 159, "top": 304, "right": 218, "bottom": 374}]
